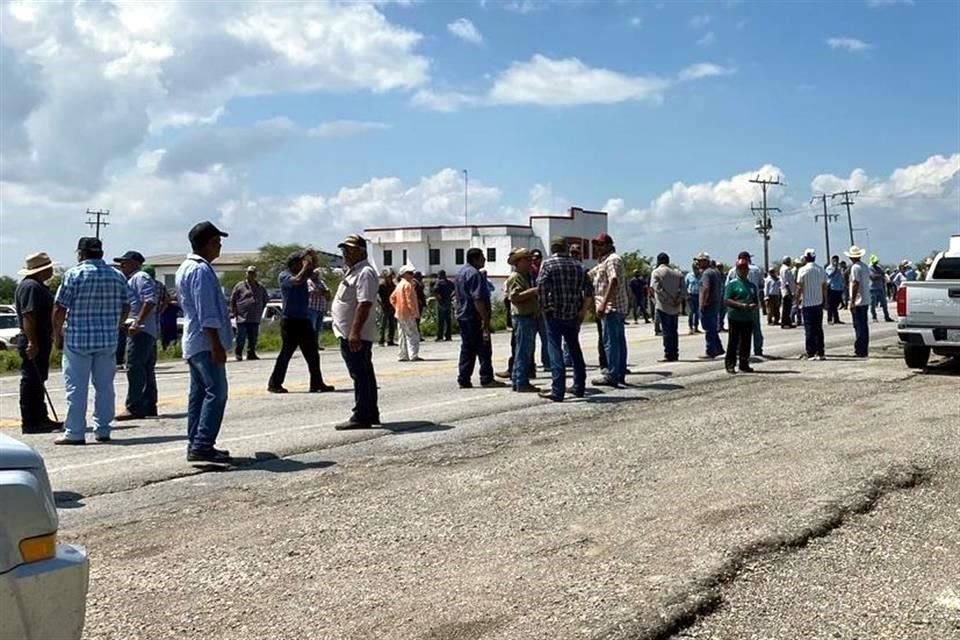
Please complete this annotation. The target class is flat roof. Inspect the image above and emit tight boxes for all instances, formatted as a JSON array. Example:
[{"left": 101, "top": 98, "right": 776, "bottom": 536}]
[{"left": 365, "top": 206, "right": 606, "bottom": 233}]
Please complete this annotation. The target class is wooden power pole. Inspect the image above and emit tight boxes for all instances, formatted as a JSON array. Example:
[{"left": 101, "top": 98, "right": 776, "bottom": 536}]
[
  {"left": 85, "top": 209, "right": 110, "bottom": 239},
  {"left": 812, "top": 194, "right": 839, "bottom": 260},
  {"left": 830, "top": 190, "right": 858, "bottom": 247},
  {"left": 749, "top": 175, "right": 782, "bottom": 273}
]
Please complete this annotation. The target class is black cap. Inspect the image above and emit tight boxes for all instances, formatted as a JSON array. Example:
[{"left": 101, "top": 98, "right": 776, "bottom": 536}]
[
  {"left": 113, "top": 250, "right": 145, "bottom": 264},
  {"left": 657, "top": 252, "right": 670, "bottom": 265},
  {"left": 77, "top": 237, "right": 102, "bottom": 252},
  {"left": 188, "top": 221, "right": 229, "bottom": 247},
  {"left": 737, "top": 251, "right": 752, "bottom": 260}
]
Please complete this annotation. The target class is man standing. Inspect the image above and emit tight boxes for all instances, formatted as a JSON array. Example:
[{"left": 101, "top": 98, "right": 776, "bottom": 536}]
[
  {"left": 764, "top": 268, "right": 781, "bottom": 326},
  {"left": 455, "top": 248, "right": 499, "bottom": 388},
  {"left": 53, "top": 237, "right": 129, "bottom": 445},
  {"left": 15, "top": 252, "right": 60, "bottom": 434},
  {"left": 591, "top": 233, "right": 628, "bottom": 387},
  {"left": 114, "top": 250, "right": 159, "bottom": 421},
  {"left": 332, "top": 235, "right": 380, "bottom": 430},
  {"left": 868, "top": 255, "right": 894, "bottom": 322},
  {"left": 825, "top": 255, "right": 845, "bottom": 325},
  {"left": 685, "top": 264, "right": 701, "bottom": 335},
  {"left": 796, "top": 249, "right": 828, "bottom": 360},
  {"left": 529, "top": 249, "right": 550, "bottom": 372},
  {"left": 432, "top": 270, "right": 454, "bottom": 341},
  {"left": 629, "top": 270, "right": 650, "bottom": 324},
  {"left": 307, "top": 268, "right": 331, "bottom": 349},
  {"left": 846, "top": 246, "right": 871, "bottom": 358},
  {"left": 779, "top": 256, "right": 797, "bottom": 329},
  {"left": 268, "top": 252, "right": 333, "bottom": 393},
  {"left": 505, "top": 248, "right": 540, "bottom": 393},
  {"left": 538, "top": 238, "right": 588, "bottom": 401},
  {"left": 390, "top": 266, "right": 421, "bottom": 362},
  {"left": 230, "top": 265, "right": 269, "bottom": 361},
  {"left": 726, "top": 251, "right": 765, "bottom": 357},
  {"left": 176, "top": 221, "right": 233, "bottom": 463},
  {"left": 697, "top": 253, "right": 725, "bottom": 359},
  {"left": 378, "top": 269, "right": 397, "bottom": 346},
  {"left": 723, "top": 257, "right": 759, "bottom": 374},
  {"left": 651, "top": 253, "right": 684, "bottom": 362}
]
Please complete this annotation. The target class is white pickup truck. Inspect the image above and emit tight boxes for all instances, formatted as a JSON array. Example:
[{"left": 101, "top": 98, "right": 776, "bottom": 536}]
[{"left": 896, "top": 234, "right": 960, "bottom": 369}]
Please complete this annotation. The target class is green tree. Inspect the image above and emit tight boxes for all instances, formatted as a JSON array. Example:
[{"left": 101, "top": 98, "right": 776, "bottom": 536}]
[
  {"left": 620, "top": 250, "right": 653, "bottom": 276},
  {"left": 252, "top": 243, "right": 338, "bottom": 290},
  {"left": 0, "top": 276, "right": 15, "bottom": 303}
]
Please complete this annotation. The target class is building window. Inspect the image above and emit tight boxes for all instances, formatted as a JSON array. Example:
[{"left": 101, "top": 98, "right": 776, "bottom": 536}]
[
  {"left": 383, "top": 249, "right": 393, "bottom": 266},
  {"left": 455, "top": 248, "right": 465, "bottom": 265},
  {"left": 429, "top": 248, "right": 440, "bottom": 266},
  {"left": 487, "top": 247, "right": 497, "bottom": 263},
  {"left": 402, "top": 249, "right": 408, "bottom": 265}
]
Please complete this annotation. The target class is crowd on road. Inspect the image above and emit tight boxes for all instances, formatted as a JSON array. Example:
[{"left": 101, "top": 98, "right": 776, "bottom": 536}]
[{"left": 10, "top": 222, "right": 914, "bottom": 465}]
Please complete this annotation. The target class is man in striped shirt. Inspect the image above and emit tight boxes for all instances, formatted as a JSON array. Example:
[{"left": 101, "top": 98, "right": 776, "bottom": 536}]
[{"left": 796, "top": 249, "right": 828, "bottom": 360}]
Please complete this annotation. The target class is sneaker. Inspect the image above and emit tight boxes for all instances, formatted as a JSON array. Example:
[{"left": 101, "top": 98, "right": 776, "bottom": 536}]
[
  {"left": 267, "top": 386, "right": 289, "bottom": 394},
  {"left": 514, "top": 384, "right": 540, "bottom": 393},
  {"left": 310, "top": 384, "right": 335, "bottom": 393},
  {"left": 538, "top": 391, "right": 562, "bottom": 402},
  {"left": 480, "top": 379, "right": 507, "bottom": 388},
  {"left": 187, "top": 448, "right": 232, "bottom": 464},
  {"left": 54, "top": 436, "right": 86, "bottom": 445},
  {"left": 334, "top": 420, "right": 373, "bottom": 431}
]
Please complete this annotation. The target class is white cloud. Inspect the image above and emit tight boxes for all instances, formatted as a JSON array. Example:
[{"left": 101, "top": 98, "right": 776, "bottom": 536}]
[
  {"left": 411, "top": 89, "right": 479, "bottom": 112},
  {"left": 696, "top": 31, "right": 716, "bottom": 47},
  {"left": 678, "top": 63, "right": 736, "bottom": 81},
  {"left": 866, "top": 0, "right": 914, "bottom": 7},
  {"left": 308, "top": 120, "right": 390, "bottom": 138},
  {"left": 447, "top": 18, "right": 483, "bottom": 44},
  {"left": 690, "top": 14, "right": 711, "bottom": 29},
  {"left": 504, "top": 0, "right": 544, "bottom": 14},
  {"left": 827, "top": 37, "right": 873, "bottom": 52},
  {"left": 629, "top": 16, "right": 642, "bottom": 28}
]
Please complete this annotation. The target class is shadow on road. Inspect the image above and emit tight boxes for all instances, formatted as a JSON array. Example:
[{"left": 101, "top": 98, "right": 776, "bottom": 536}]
[
  {"left": 54, "top": 491, "right": 86, "bottom": 509},
  {"left": 192, "top": 452, "right": 336, "bottom": 474},
  {"left": 630, "top": 382, "right": 686, "bottom": 391},
  {"left": 748, "top": 370, "right": 800, "bottom": 375},
  {"left": 585, "top": 395, "right": 650, "bottom": 405},
  {"left": 923, "top": 358, "right": 960, "bottom": 376},
  {"left": 106, "top": 434, "right": 188, "bottom": 446},
  {"left": 379, "top": 421, "right": 455, "bottom": 434}
]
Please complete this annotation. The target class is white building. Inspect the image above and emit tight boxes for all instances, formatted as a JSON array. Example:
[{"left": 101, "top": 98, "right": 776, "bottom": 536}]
[
  {"left": 146, "top": 249, "right": 341, "bottom": 292},
  {"left": 364, "top": 206, "right": 608, "bottom": 288}
]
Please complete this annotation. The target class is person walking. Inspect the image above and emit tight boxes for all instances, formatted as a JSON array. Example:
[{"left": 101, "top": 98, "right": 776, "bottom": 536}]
[
  {"left": 455, "top": 248, "right": 499, "bottom": 388},
  {"left": 685, "top": 263, "right": 701, "bottom": 334},
  {"left": 53, "top": 237, "right": 130, "bottom": 445},
  {"left": 764, "top": 268, "right": 781, "bottom": 326},
  {"left": 846, "top": 246, "right": 871, "bottom": 358},
  {"left": 505, "top": 248, "right": 540, "bottom": 393},
  {"left": 825, "top": 255, "right": 845, "bottom": 325},
  {"left": 591, "top": 233, "right": 628, "bottom": 387},
  {"left": 307, "top": 268, "right": 331, "bottom": 349},
  {"left": 537, "top": 238, "right": 588, "bottom": 401},
  {"left": 267, "top": 252, "right": 334, "bottom": 394},
  {"left": 432, "top": 270, "right": 454, "bottom": 341},
  {"left": 868, "top": 255, "right": 894, "bottom": 322},
  {"left": 377, "top": 270, "right": 398, "bottom": 346},
  {"left": 697, "top": 253, "right": 725, "bottom": 359},
  {"left": 651, "top": 253, "right": 684, "bottom": 362},
  {"left": 629, "top": 270, "right": 650, "bottom": 324},
  {"left": 114, "top": 250, "right": 159, "bottom": 421},
  {"left": 332, "top": 235, "right": 381, "bottom": 430},
  {"left": 14, "top": 252, "right": 61, "bottom": 434},
  {"left": 390, "top": 266, "right": 422, "bottom": 362},
  {"left": 726, "top": 251, "right": 765, "bottom": 357},
  {"left": 796, "top": 249, "right": 828, "bottom": 360},
  {"left": 723, "top": 257, "right": 759, "bottom": 374},
  {"left": 230, "top": 265, "right": 269, "bottom": 360},
  {"left": 779, "top": 256, "right": 797, "bottom": 329}
]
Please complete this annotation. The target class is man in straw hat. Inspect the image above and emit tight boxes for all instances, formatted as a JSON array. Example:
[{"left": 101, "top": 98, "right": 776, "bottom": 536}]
[
  {"left": 846, "top": 245, "right": 871, "bottom": 357},
  {"left": 505, "top": 247, "right": 540, "bottom": 393},
  {"left": 15, "top": 252, "right": 61, "bottom": 434}
]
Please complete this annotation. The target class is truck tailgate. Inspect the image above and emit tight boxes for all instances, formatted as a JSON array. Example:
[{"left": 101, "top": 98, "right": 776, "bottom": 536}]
[{"left": 904, "top": 281, "right": 960, "bottom": 328}]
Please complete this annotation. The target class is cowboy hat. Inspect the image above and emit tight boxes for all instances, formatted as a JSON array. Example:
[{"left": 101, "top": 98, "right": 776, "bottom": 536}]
[
  {"left": 508, "top": 247, "right": 532, "bottom": 265},
  {"left": 398, "top": 265, "right": 415, "bottom": 277},
  {"left": 17, "top": 252, "right": 57, "bottom": 277},
  {"left": 844, "top": 245, "right": 866, "bottom": 259}
]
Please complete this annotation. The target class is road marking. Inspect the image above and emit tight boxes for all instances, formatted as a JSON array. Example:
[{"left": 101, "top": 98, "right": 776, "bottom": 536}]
[{"left": 46, "top": 392, "right": 499, "bottom": 474}]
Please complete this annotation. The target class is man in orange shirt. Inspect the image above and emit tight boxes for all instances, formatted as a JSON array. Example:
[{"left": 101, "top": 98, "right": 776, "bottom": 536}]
[{"left": 389, "top": 266, "right": 421, "bottom": 362}]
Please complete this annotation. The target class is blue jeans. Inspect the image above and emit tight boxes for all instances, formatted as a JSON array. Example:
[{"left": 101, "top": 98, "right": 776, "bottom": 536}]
[
  {"left": 339, "top": 339, "right": 379, "bottom": 424},
  {"left": 235, "top": 322, "right": 260, "bottom": 357},
  {"left": 688, "top": 294, "right": 700, "bottom": 330},
  {"left": 602, "top": 312, "right": 627, "bottom": 383},
  {"left": 870, "top": 289, "right": 891, "bottom": 320},
  {"left": 536, "top": 317, "right": 550, "bottom": 369},
  {"left": 700, "top": 306, "right": 724, "bottom": 357},
  {"left": 657, "top": 311, "right": 679, "bottom": 359},
  {"left": 458, "top": 319, "right": 493, "bottom": 385},
  {"left": 752, "top": 310, "right": 764, "bottom": 356},
  {"left": 511, "top": 315, "right": 537, "bottom": 389},
  {"left": 63, "top": 346, "right": 117, "bottom": 440},
  {"left": 545, "top": 316, "right": 586, "bottom": 400},
  {"left": 125, "top": 332, "right": 157, "bottom": 416},
  {"left": 802, "top": 305, "right": 825, "bottom": 357},
  {"left": 186, "top": 350, "right": 228, "bottom": 452},
  {"left": 852, "top": 304, "right": 869, "bottom": 356}
]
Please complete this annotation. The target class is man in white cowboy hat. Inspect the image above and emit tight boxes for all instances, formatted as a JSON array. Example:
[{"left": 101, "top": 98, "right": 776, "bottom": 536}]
[
  {"left": 14, "top": 252, "right": 61, "bottom": 434},
  {"left": 846, "top": 245, "right": 871, "bottom": 357}
]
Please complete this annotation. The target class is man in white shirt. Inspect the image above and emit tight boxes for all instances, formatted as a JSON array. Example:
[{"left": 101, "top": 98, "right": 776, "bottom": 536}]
[
  {"left": 845, "top": 246, "right": 871, "bottom": 357},
  {"left": 796, "top": 249, "right": 828, "bottom": 360},
  {"left": 764, "top": 268, "right": 781, "bottom": 326},
  {"left": 778, "top": 256, "right": 797, "bottom": 329}
]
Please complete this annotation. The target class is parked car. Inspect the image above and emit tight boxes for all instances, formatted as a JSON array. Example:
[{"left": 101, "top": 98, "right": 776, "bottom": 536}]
[
  {"left": 0, "top": 313, "right": 21, "bottom": 350},
  {"left": 0, "top": 435, "right": 89, "bottom": 639},
  {"left": 897, "top": 233, "right": 960, "bottom": 369},
  {"left": 0, "top": 304, "right": 16, "bottom": 315}
]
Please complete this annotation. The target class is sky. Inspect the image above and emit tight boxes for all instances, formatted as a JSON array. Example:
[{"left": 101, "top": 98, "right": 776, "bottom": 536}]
[{"left": 1, "top": 0, "right": 958, "bottom": 277}]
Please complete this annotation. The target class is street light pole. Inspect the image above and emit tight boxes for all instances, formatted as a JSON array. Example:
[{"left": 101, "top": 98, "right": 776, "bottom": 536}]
[{"left": 463, "top": 169, "right": 469, "bottom": 226}]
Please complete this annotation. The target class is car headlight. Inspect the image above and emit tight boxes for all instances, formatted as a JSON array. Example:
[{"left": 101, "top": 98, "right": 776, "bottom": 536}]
[{"left": 20, "top": 532, "right": 57, "bottom": 563}]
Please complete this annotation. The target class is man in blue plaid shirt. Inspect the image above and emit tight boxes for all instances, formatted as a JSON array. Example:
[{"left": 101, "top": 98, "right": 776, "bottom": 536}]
[
  {"left": 53, "top": 237, "right": 130, "bottom": 444},
  {"left": 114, "top": 250, "right": 160, "bottom": 421}
]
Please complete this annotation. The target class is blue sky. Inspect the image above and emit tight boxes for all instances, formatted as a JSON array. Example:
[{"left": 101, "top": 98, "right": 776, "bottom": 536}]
[{"left": 1, "top": 0, "right": 958, "bottom": 276}]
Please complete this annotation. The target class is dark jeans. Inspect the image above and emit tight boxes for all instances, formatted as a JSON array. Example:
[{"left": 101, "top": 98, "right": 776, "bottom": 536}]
[
  {"left": 437, "top": 304, "right": 452, "bottom": 340},
  {"left": 802, "top": 305, "right": 825, "bottom": 357},
  {"left": 852, "top": 304, "right": 870, "bottom": 356},
  {"left": 235, "top": 322, "right": 261, "bottom": 357},
  {"left": 339, "top": 339, "right": 379, "bottom": 424},
  {"left": 725, "top": 319, "right": 753, "bottom": 370},
  {"left": 657, "top": 311, "right": 679, "bottom": 359},
  {"left": 18, "top": 341, "right": 51, "bottom": 426},
  {"left": 458, "top": 319, "right": 493, "bottom": 385},
  {"left": 269, "top": 317, "right": 325, "bottom": 389},
  {"left": 187, "top": 350, "right": 228, "bottom": 453},
  {"left": 379, "top": 308, "right": 397, "bottom": 344},
  {"left": 827, "top": 290, "right": 844, "bottom": 323},
  {"left": 125, "top": 332, "right": 157, "bottom": 416},
  {"left": 545, "top": 316, "right": 586, "bottom": 400},
  {"left": 700, "top": 305, "right": 724, "bottom": 357},
  {"left": 594, "top": 318, "right": 609, "bottom": 370},
  {"left": 116, "top": 328, "right": 126, "bottom": 365},
  {"left": 870, "top": 289, "right": 891, "bottom": 320},
  {"left": 511, "top": 315, "right": 537, "bottom": 389},
  {"left": 780, "top": 294, "right": 794, "bottom": 327},
  {"left": 536, "top": 317, "right": 550, "bottom": 369},
  {"left": 632, "top": 298, "right": 650, "bottom": 323},
  {"left": 688, "top": 294, "right": 700, "bottom": 330}
]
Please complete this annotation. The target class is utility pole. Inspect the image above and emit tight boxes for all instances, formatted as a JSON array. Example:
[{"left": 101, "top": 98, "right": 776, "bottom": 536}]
[
  {"left": 812, "top": 194, "right": 839, "bottom": 261},
  {"left": 85, "top": 208, "right": 110, "bottom": 239},
  {"left": 830, "top": 190, "right": 858, "bottom": 247},
  {"left": 462, "top": 169, "right": 469, "bottom": 226},
  {"left": 749, "top": 175, "right": 782, "bottom": 272}
]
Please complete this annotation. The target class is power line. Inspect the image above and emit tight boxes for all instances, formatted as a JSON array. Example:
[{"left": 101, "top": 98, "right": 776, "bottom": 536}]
[
  {"left": 85, "top": 208, "right": 110, "bottom": 239},
  {"left": 749, "top": 175, "right": 782, "bottom": 273},
  {"left": 829, "top": 190, "right": 858, "bottom": 246},
  {"left": 811, "top": 194, "right": 840, "bottom": 260}
]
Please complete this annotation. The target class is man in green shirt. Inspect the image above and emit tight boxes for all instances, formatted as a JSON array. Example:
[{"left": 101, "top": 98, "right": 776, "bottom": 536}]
[
  {"left": 724, "top": 257, "right": 759, "bottom": 374},
  {"left": 506, "top": 248, "right": 540, "bottom": 392}
]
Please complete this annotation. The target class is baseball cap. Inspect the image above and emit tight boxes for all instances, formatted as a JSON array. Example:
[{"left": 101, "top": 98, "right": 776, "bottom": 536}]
[
  {"left": 246, "top": 265, "right": 257, "bottom": 272},
  {"left": 695, "top": 252, "right": 711, "bottom": 261},
  {"left": 737, "top": 251, "right": 752, "bottom": 260},
  {"left": 77, "top": 237, "right": 102, "bottom": 253},
  {"left": 803, "top": 248, "right": 816, "bottom": 259},
  {"left": 188, "top": 221, "right": 228, "bottom": 247},
  {"left": 735, "top": 257, "right": 750, "bottom": 267},
  {"left": 594, "top": 232, "right": 614, "bottom": 245},
  {"left": 338, "top": 234, "right": 367, "bottom": 249},
  {"left": 113, "top": 250, "right": 145, "bottom": 264}
]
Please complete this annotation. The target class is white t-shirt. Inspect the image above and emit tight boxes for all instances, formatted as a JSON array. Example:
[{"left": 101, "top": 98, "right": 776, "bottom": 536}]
[
  {"left": 849, "top": 262, "right": 872, "bottom": 307},
  {"left": 797, "top": 262, "right": 826, "bottom": 308},
  {"left": 779, "top": 264, "right": 796, "bottom": 296},
  {"left": 332, "top": 259, "right": 379, "bottom": 342}
]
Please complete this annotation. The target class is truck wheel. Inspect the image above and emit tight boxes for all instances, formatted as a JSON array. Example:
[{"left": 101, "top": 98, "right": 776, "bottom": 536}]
[{"left": 903, "top": 345, "right": 930, "bottom": 369}]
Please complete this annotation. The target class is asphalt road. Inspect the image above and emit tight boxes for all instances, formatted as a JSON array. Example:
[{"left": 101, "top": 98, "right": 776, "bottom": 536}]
[{"left": 2, "top": 318, "right": 957, "bottom": 640}]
